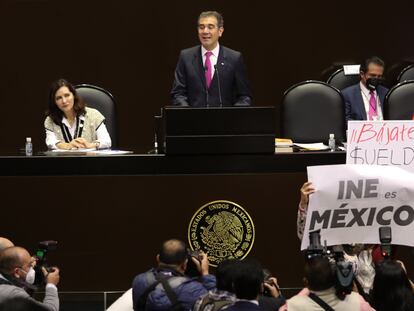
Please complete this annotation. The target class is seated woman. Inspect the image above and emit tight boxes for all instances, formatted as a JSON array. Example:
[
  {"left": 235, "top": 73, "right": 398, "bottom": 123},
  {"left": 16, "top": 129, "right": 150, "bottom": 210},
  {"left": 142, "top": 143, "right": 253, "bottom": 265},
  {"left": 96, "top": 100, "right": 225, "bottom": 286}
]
[{"left": 44, "top": 79, "right": 111, "bottom": 150}]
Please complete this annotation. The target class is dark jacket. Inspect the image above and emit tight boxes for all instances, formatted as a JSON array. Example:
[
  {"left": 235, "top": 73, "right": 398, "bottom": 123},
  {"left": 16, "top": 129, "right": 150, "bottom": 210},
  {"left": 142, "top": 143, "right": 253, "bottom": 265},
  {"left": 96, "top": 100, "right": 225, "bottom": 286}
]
[
  {"left": 342, "top": 83, "right": 388, "bottom": 122},
  {"left": 225, "top": 301, "right": 264, "bottom": 311},
  {"left": 132, "top": 268, "right": 216, "bottom": 311},
  {"left": 171, "top": 45, "right": 252, "bottom": 107}
]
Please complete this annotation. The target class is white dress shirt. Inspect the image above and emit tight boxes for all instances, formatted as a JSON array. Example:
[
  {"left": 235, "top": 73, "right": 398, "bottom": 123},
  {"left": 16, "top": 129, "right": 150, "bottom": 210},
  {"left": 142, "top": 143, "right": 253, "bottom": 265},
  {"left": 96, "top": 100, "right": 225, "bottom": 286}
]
[
  {"left": 360, "top": 82, "right": 383, "bottom": 120},
  {"left": 201, "top": 43, "right": 220, "bottom": 81},
  {"left": 45, "top": 114, "right": 111, "bottom": 149}
]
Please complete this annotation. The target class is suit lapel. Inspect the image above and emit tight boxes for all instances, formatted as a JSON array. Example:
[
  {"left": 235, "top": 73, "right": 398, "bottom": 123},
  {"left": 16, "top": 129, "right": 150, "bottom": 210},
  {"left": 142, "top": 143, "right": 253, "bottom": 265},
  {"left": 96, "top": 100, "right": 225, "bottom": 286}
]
[
  {"left": 356, "top": 84, "right": 367, "bottom": 120},
  {"left": 192, "top": 46, "right": 206, "bottom": 87}
]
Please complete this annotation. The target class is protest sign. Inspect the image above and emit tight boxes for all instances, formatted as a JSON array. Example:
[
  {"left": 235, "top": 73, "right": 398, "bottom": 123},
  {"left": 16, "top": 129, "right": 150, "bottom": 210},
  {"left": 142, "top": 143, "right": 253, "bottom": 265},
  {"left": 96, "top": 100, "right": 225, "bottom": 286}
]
[
  {"left": 301, "top": 164, "right": 414, "bottom": 250},
  {"left": 347, "top": 120, "right": 414, "bottom": 171}
]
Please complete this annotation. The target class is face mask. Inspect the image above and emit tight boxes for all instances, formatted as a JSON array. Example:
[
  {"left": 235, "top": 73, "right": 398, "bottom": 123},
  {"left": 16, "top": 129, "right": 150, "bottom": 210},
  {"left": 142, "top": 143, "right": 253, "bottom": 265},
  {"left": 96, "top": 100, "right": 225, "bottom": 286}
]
[
  {"left": 21, "top": 267, "right": 36, "bottom": 285},
  {"left": 366, "top": 78, "right": 381, "bottom": 91}
]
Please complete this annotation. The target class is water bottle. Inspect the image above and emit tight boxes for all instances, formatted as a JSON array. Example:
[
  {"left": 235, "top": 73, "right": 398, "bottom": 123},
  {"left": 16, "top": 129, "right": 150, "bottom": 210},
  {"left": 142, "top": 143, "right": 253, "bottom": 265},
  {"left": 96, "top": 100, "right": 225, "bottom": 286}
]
[
  {"left": 328, "top": 133, "right": 335, "bottom": 152},
  {"left": 154, "top": 136, "right": 158, "bottom": 154},
  {"left": 25, "top": 137, "right": 33, "bottom": 156}
]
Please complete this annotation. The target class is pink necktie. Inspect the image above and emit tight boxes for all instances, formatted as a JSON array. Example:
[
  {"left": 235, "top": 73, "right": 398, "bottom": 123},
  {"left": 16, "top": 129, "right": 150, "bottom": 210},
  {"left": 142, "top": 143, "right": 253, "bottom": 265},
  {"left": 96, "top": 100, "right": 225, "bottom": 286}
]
[
  {"left": 204, "top": 51, "right": 213, "bottom": 89},
  {"left": 368, "top": 91, "right": 377, "bottom": 120}
]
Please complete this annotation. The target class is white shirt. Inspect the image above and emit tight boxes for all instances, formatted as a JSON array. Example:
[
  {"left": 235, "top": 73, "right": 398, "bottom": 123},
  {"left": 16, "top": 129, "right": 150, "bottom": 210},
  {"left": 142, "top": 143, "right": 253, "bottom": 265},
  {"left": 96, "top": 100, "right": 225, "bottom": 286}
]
[
  {"left": 360, "top": 82, "right": 383, "bottom": 120},
  {"left": 201, "top": 43, "right": 220, "bottom": 81},
  {"left": 45, "top": 114, "right": 111, "bottom": 150}
]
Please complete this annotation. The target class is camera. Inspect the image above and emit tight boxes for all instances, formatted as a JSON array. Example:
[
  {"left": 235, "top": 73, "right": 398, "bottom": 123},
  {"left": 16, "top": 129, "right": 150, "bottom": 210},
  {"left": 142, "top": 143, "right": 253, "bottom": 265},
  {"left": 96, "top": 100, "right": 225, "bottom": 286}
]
[
  {"left": 185, "top": 249, "right": 202, "bottom": 277},
  {"left": 306, "top": 230, "right": 354, "bottom": 300},
  {"left": 262, "top": 268, "right": 279, "bottom": 297},
  {"left": 187, "top": 249, "right": 203, "bottom": 261},
  {"left": 33, "top": 240, "right": 58, "bottom": 285},
  {"left": 379, "top": 226, "right": 392, "bottom": 258}
]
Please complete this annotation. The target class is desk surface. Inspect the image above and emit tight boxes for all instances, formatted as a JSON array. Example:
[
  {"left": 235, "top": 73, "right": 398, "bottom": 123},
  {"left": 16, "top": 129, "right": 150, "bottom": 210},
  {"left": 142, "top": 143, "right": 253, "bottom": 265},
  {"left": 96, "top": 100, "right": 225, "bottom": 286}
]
[{"left": 0, "top": 151, "right": 346, "bottom": 176}]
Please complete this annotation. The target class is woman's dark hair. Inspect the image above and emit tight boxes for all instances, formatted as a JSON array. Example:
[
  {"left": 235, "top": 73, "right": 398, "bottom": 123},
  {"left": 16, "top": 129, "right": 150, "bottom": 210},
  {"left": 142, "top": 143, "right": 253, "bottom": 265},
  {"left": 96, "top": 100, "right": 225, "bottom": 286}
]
[
  {"left": 371, "top": 259, "right": 414, "bottom": 311},
  {"left": 46, "top": 78, "right": 86, "bottom": 125}
]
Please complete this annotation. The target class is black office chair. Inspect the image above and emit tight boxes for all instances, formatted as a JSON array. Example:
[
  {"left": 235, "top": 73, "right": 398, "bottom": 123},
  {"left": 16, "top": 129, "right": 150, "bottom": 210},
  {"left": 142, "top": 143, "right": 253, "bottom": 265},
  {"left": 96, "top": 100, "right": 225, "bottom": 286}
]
[
  {"left": 327, "top": 67, "right": 360, "bottom": 90},
  {"left": 75, "top": 84, "right": 118, "bottom": 148},
  {"left": 384, "top": 80, "right": 414, "bottom": 120},
  {"left": 281, "top": 80, "right": 346, "bottom": 143},
  {"left": 397, "top": 64, "right": 414, "bottom": 83}
]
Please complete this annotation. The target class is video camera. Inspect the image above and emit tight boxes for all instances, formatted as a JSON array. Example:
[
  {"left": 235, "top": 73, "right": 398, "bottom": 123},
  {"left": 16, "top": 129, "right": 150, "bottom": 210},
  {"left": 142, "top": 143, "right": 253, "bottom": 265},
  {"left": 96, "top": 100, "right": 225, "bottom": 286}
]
[
  {"left": 33, "top": 240, "right": 58, "bottom": 285},
  {"left": 379, "top": 226, "right": 392, "bottom": 258},
  {"left": 305, "top": 230, "right": 354, "bottom": 300}
]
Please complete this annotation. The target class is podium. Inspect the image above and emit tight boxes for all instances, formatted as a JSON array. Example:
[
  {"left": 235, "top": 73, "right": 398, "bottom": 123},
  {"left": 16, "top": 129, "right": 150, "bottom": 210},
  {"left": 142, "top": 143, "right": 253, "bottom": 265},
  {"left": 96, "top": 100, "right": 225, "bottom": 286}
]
[{"left": 158, "top": 106, "right": 275, "bottom": 155}]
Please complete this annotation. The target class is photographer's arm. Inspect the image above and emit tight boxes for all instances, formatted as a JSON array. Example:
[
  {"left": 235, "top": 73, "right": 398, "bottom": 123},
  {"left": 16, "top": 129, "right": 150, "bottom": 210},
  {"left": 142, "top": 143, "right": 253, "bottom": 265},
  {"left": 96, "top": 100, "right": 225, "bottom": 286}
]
[
  {"left": 40, "top": 267, "right": 60, "bottom": 311},
  {"left": 192, "top": 252, "right": 210, "bottom": 276},
  {"left": 263, "top": 277, "right": 281, "bottom": 298}
]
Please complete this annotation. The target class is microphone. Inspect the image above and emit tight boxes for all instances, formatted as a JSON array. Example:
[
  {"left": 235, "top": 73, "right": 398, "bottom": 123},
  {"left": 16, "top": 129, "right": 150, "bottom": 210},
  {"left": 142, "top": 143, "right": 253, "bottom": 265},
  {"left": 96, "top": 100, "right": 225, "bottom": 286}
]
[{"left": 214, "top": 64, "right": 223, "bottom": 107}]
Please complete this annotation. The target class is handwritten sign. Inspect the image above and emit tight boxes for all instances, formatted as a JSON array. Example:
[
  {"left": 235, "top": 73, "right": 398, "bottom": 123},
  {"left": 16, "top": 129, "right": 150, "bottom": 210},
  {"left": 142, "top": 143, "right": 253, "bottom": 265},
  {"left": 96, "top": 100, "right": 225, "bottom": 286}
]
[
  {"left": 301, "top": 164, "right": 414, "bottom": 250},
  {"left": 346, "top": 120, "right": 414, "bottom": 171}
]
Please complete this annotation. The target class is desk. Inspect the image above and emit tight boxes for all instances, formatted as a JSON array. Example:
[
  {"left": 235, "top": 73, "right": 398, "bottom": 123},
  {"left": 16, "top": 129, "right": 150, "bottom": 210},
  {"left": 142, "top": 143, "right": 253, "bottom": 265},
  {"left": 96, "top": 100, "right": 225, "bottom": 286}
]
[
  {"left": 0, "top": 151, "right": 358, "bottom": 291},
  {"left": 0, "top": 151, "right": 346, "bottom": 176}
]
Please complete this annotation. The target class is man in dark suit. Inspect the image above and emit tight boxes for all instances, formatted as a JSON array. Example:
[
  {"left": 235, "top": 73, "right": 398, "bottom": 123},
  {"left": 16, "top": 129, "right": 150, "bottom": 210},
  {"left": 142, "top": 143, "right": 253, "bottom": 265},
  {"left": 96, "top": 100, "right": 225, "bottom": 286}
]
[
  {"left": 171, "top": 11, "right": 252, "bottom": 107},
  {"left": 224, "top": 259, "right": 264, "bottom": 311},
  {"left": 342, "top": 56, "right": 388, "bottom": 123}
]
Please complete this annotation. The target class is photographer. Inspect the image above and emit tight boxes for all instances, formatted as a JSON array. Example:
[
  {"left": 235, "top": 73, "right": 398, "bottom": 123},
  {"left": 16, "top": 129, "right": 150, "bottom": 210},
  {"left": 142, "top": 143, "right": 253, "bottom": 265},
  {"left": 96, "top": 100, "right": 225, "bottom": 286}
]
[
  {"left": 260, "top": 270, "right": 285, "bottom": 311},
  {"left": 0, "top": 246, "right": 60, "bottom": 311},
  {"left": 0, "top": 238, "right": 14, "bottom": 252},
  {"left": 279, "top": 256, "right": 373, "bottom": 311},
  {"left": 297, "top": 182, "right": 378, "bottom": 297},
  {"left": 193, "top": 259, "right": 238, "bottom": 311},
  {"left": 132, "top": 239, "right": 216, "bottom": 311}
]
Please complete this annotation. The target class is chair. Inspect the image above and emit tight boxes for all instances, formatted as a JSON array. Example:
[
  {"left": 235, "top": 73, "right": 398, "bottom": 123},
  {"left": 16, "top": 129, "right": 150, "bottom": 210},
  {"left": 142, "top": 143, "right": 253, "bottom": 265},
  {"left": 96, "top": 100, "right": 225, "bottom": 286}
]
[
  {"left": 397, "top": 64, "right": 414, "bottom": 83},
  {"left": 75, "top": 84, "right": 118, "bottom": 148},
  {"left": 327, "top": 67, "right": 360, "bottom": 90},
  {"left": 384, "top": 80, "right": 414, "bottom": 120},
  {"left": 281, "top": 80, "right": 346, "bottom": 143}
]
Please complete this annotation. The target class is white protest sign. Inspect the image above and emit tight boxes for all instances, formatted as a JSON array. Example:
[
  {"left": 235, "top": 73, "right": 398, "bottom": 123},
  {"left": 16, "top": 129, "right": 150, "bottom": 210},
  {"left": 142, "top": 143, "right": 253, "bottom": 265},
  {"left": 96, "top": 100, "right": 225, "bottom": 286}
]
[
  {"left": 301, "top": 164, "right": 414, "bottom": 250},
  {"left": 347, "top": 120, "right": 414, "bottom": 172}
]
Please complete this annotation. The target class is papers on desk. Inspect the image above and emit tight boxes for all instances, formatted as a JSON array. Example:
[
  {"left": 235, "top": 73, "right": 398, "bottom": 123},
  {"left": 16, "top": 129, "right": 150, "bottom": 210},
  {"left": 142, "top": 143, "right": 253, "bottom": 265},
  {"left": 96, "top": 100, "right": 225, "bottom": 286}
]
[
  {"left": 274, "top": 139, "right": 330, "bottom": 152},
  {"left": 275, "top": 138, "right": 293, "bottom": 147},
  {"left": 294, "top": 143, "right": 329, "bottom": 151},
  {"left": 45, "top": 149, "right": 133, "bottom": 156},
  {"left": 51, "top": 148, "right": 95, "bottom": 152},
  {"left": 89, "top": 150, "right": 133, "bottom": 155}
]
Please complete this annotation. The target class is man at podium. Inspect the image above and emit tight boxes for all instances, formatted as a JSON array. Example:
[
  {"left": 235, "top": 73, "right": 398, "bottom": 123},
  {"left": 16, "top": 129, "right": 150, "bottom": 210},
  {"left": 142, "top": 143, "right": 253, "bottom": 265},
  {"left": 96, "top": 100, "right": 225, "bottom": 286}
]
[{"left": 170, "top": 11, "right": 252, "bottom": 107}]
